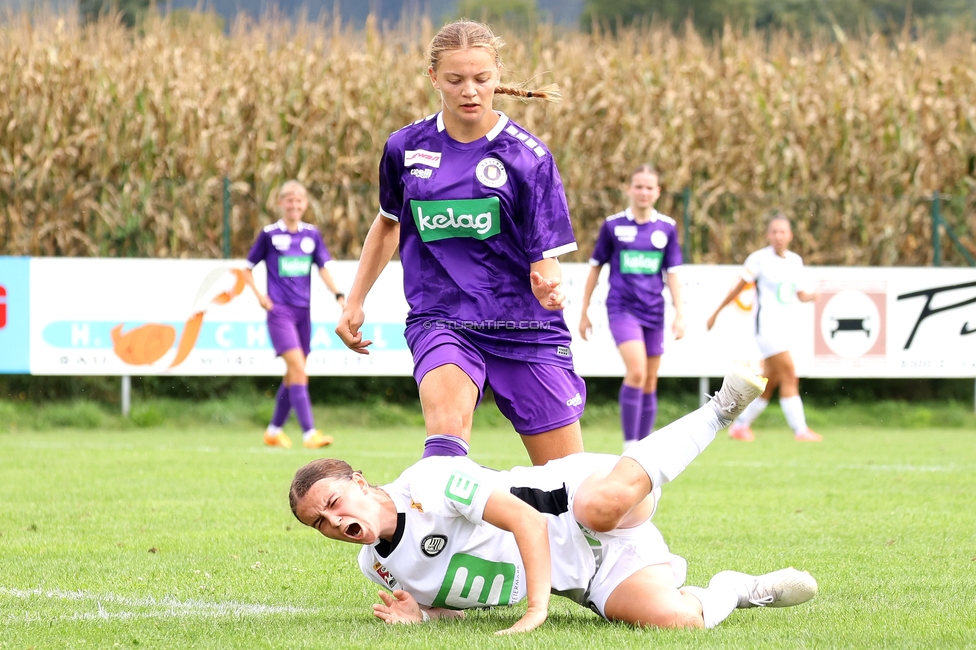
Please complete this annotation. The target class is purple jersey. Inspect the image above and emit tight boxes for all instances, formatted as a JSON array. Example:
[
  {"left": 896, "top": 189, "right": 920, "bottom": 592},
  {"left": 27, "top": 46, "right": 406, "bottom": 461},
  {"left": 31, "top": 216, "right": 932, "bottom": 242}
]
[
  {"left": 589, "top": 208, "right": 683, "bottom": 329},
  {"left": 246, "top": 221, "right": 332, "bottom": 308},
  {"left": 379, "top": 112, "right": 578, "bottom": 366}
]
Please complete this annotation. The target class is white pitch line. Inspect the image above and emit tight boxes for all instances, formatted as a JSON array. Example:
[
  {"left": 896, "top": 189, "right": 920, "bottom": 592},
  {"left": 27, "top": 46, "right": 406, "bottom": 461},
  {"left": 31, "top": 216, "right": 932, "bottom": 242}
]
[
  {"left": 0, "top": 587, "right": 327, "bottom": 620},
  {"left": 716, "top": 460, "right": 966, "bottom": 473}
]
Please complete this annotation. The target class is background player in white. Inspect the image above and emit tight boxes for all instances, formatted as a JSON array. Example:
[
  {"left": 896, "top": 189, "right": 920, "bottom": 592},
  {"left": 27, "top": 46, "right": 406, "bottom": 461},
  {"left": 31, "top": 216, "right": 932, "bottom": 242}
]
[
  {"left": 242, "top": 181, "right": 345, "bottom": 449},
  {"left": 706, "top": 214, "right": 822, "bottom": 442},
  {"left": 289, "top": 365, "right": 818, "bottom": 635},
  {"left": 579, "top": 165, "right": 685, "bottom": 450},
  {"left": 335, "top": 21, "right": 586, "bottom": 466}
]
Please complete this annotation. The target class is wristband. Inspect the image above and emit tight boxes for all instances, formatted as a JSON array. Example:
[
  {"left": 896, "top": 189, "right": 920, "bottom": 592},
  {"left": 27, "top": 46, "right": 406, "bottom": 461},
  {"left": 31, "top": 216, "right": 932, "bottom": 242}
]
[
  {"left": 421, "top": 610, "right": 430, "bottom": 623},
  {"left": 334, "top": 292, "right": 345, "bottom": 301}
]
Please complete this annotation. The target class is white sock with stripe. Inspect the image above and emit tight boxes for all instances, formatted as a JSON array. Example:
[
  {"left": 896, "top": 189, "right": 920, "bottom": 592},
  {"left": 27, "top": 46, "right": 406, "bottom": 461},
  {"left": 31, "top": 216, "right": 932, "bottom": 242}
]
[
  {"left": 780, "top": 395, "right": 808, "bottom": 433},
  {"left": 621, "top": 404, "right": 726, "bottom": 489},
  {"left": 683, "top": 584, "right": 738, "bottom": 628}
]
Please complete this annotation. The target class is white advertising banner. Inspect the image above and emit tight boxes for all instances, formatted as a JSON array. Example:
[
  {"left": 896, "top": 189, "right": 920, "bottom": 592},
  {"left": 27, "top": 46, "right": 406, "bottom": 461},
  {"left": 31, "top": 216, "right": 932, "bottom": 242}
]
[
  {"left": 29, "top": 259, "right": 414, "bottom": 376},
  {"left": 25, "top": 258, "right": 976, "bottom": 378}
]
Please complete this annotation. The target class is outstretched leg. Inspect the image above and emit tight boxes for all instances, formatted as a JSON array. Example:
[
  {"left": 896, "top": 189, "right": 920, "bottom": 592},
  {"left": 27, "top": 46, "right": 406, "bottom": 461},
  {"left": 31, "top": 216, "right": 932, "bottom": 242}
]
[
  {"left": 709, "top": 568, "right": 818, "bottom": 608},
  {"left": 574, "top": 364, "right": 767, "bottom": 532},
  {"left": 603, "top": 564, "right": 714, "bottom": 629},
  {"left": 603, "top": 565, "right": 817, "bottom": 629}
]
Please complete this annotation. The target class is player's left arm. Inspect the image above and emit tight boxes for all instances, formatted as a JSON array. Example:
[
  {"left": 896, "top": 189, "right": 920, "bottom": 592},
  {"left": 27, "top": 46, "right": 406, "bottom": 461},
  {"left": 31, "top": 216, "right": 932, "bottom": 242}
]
[
  {"left": 665, "top": 270, "right": 685, "bottom": 340},
  {"left": 796, "top": 260, "right": 819, "bottom": 303},
  {"left": 482, "top": 489, "right": 551, "bottom": 635},
  {"left": 530, "top": 257, "right": 565, "bottom": 311},
  {"left": 317, "top": 264, "right": 346, "bottom": 309}
]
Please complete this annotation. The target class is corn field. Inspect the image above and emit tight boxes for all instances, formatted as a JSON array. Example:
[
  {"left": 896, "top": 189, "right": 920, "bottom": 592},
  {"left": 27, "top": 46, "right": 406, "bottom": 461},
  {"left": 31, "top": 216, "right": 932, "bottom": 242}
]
[{"left": 1, "top": 11, "right": 974, "bottom": 265}]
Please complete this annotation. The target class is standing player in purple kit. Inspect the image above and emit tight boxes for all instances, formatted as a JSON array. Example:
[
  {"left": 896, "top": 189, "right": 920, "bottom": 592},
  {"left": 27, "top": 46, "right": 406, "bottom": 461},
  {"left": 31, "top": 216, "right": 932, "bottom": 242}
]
[
  {"left": 243, "top": 181, "right": 346, "bottom": 449},
  {"left": 579, "top": 166, "right": 685, "bottom": 450},
  {"left": 335, "top": 21, "right": 585, "bottom": 465}
]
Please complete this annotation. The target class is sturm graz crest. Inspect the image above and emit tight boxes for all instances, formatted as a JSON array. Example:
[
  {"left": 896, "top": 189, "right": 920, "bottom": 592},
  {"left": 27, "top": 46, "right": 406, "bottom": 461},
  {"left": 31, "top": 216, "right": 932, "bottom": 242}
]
[{"left": 421, "top": 534, "right": 448, "bottom": 557}]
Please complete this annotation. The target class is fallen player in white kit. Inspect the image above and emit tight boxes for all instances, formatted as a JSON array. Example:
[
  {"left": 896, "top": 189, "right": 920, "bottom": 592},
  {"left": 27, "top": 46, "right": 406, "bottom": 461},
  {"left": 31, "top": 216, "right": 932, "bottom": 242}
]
[{"left": 289, "top": 364, "right": 818, "bottom": 635}]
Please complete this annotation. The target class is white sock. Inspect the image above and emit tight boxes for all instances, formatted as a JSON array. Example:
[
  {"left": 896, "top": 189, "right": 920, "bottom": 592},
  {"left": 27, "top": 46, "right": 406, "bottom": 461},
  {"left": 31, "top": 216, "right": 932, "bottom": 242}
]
[
  {"left": 266, "top": 425, "right": 283, "bottom": 435},
  {"left": 303, "top": 428, "right": 317, "bottom": 440},
  {"left": 621, "top": 404, "right": 726, "bottom": 489},
  {"left": 683, "top": 585, "right": 737, "bottom": 628},
  {"left": 623, "top": 439, "right": 637, "bottom": 452},
  {"left": 780, "top": 396, "right": 808, "bottom": 433},
  {"left": 734, "top": 397, "right": 768, "bottom": 427}
]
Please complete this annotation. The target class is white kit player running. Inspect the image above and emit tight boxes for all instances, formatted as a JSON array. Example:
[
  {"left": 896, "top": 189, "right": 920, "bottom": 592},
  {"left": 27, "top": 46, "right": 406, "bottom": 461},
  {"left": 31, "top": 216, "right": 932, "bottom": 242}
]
[
  {"left": 290, "top": 365, "right": 818, "bottom": 635},
  {"left": 707, "top": 214, "right": 822, "bottom": 442}
]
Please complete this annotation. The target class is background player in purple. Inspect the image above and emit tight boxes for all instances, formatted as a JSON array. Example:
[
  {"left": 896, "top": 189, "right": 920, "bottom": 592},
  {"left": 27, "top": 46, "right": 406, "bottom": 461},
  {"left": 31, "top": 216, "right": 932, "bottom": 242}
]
[
  {"left": 335, "top": 21, "right": 585, "bottom": 466},
  {"left": 243, "top": 181, "right": 346, "bottom": 449},
  {"left": 579, "top": 166, "right": 685, "bottom": 450}
]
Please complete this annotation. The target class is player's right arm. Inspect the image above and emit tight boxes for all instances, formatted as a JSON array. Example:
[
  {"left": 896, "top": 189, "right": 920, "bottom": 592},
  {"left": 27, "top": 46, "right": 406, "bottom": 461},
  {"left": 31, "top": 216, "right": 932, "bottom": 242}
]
[
  {"left": 335, "top": 214, "right": 400, "bottom": 354},
  {"left": 482, "top": 489, "right": 551, "bottom": 635},
  {"left": 242, "top": 233, "right": 273, "bottom": 311},
  {"left": 578, "top": 264, "right": 601, "bottom": 341},
  {"left": 579, "top": 220, "right": 612, "bottom": 341},
  {"left": 706, "top": 277, "right": 748, "bottom": 331},
  {"left": 373, "top": 589, "right": 466, "bottom": 624},
  {"left": 708, "top": 251, "right": 760, "bottom": 331}
]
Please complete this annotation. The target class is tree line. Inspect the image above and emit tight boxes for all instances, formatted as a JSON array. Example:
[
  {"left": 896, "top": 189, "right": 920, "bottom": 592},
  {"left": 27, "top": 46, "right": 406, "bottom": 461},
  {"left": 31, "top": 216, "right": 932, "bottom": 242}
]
[{"left": 76, "top": 0, "right": 974, "bottom": 37}]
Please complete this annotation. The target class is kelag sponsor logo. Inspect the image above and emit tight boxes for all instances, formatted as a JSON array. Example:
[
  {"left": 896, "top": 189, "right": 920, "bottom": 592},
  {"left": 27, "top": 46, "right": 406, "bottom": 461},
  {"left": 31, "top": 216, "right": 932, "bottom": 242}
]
[
  {"left": 411, "top": 198, "right": 501, "bottom": 242},
  {"left": 278, "top": 255, "right": 312, "bottom": 277},
  {"left": 620, "top": 250, "right": 662, "bottom": 274}
]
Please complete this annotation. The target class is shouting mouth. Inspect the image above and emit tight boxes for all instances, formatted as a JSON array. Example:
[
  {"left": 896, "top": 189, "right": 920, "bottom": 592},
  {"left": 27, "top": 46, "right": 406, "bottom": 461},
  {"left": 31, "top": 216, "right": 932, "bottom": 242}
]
[{"left": 345, "top": 522, "right": 363, "bottom": 540}]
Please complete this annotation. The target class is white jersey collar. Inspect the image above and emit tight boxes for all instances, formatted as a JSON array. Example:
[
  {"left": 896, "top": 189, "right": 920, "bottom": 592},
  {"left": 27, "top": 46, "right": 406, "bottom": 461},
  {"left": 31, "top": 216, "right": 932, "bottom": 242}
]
[
  {"left": 435, "top": 111, "right": 509, "bottom": 142},
  {"left": 625, "top": 208, "right": 660, "bottom": 223}
]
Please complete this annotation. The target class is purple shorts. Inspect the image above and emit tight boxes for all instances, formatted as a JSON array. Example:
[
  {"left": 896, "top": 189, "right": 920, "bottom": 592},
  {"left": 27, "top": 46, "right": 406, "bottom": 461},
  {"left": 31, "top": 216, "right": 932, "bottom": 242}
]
[
  {"left": 410, "top": 328, "right": 586, "bottom": 436},
  {"left": 608, "top": 311, "right": 665, "bottom": 356},
  {"left": 266, "top": 302, "right": 311, "bottom": 357}
]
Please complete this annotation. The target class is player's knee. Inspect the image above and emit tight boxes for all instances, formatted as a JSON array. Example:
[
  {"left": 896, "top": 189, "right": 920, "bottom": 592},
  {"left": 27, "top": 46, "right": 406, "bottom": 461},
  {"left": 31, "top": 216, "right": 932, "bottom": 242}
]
[
  {"left": 421, "top": 405, "right": 467, "bottom": 436},
  {"left": 575, "top": 482, "right": 637, "bottom": 532},
  {"left": 624, "top": 371, "right": 646, "bottom": 387}
]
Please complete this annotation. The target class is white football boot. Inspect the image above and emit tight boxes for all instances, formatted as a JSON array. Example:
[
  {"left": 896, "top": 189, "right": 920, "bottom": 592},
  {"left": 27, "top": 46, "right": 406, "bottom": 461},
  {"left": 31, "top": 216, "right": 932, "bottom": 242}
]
[
  {"left": 708, "top": 363, "right": 768, "bottom": 422},
  {"left": 709, "top": 568, "right": 818, "bottom": 609}
]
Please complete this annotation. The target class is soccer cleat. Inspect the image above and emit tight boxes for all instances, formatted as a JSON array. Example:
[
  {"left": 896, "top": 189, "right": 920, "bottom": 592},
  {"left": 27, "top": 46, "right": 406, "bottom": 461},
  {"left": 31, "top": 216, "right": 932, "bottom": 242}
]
[
  {"left": 302, "top": 431, "right": 334, "bottom": 449},
  {"left": 708, "top": 568, "right": 818, "bottom": 609},
  {"left": 264, "top": 430, "right": 292, "bottom": 449},
  {"left": 709, "top": 363, "right": 768, "bottom": 422},
  {"left": 728, "top": 423, "right": 756, "bottom": 442},
  {"left": 794, "top": 429, "right": 823, "bottom": 442}
]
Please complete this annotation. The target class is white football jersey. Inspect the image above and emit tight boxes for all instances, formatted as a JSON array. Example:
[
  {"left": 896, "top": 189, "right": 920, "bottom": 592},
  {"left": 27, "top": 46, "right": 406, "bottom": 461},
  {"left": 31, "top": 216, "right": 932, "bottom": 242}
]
[
  {"left": 741, "top": 246, "right": 811, "bottom": 337},
  {"left": 357, "top": 454, "right": 620, "bottom": 609}
]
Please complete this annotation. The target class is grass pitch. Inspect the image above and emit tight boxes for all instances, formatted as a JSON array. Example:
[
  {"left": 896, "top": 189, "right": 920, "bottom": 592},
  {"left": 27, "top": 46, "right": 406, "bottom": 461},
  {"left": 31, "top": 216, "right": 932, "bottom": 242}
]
[{"left": 1, "top": 403, "right": 975, "bottom": 649}]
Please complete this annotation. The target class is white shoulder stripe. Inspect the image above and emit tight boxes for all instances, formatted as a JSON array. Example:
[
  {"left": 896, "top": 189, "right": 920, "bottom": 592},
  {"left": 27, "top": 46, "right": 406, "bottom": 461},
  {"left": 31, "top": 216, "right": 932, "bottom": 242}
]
[
  {"left": 542, "top": 242, "right": 578, "bottom": 259},
  {"left": 503, "top": 123, "right": 548, "bottom": 157}
]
